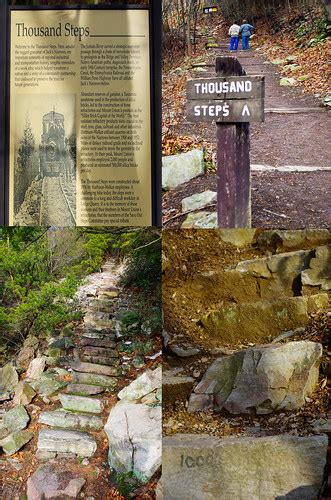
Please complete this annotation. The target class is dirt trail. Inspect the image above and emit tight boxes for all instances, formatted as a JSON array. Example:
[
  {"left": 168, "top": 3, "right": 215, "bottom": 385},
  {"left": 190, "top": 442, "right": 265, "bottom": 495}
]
[{"left": 163, "top": 43, "right": 331, "bottom": 228}]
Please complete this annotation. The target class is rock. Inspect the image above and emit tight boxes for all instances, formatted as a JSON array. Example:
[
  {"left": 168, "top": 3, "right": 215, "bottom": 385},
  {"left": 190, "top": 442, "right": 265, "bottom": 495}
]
[
  {"left": 27, "top": 464, "right": 86, "bottom": 500},
  {"left": 162, "top": 434, "right": 328, "bottom": 499},
  {"left": 72, "top": 371, "right": 117, "bottom": 389},
  {"left": 181, "top": 191, "right": 217, "bottom": 212},
  {"left": 133, "top": 356, "right": 145, "bottom": 368},
  {"left": 234, "top": 249, "right": 315, "bottom": 299},
  {"left": 0, "top": 363, "right": 19, "bottom": 395},
  {"left": 256, "top": 229, "right": 331, "bottom": 254},
  {"left": 0, "top": 429, "right": 33, "bottom": 455},
  {"left": 80, "top": 337, "right": 117, "bottom": 348},
  {"left": 141, "top": 319, "right": 156, "bottom": 337},
  {"left": 201, "top": 294, "right": 328, "bottom": 343},
  {"left": 82, "top": 346, "right": 118, "bottom": 358},
  {"left": 70, "top": 360, "right": 119, "bottom": 377},
  {"left": 38, "top": 429, "right": 97, "bottom": 457},
  {"left": 189, "top": 341, "right": 322, "bottom": 414},
  {"left": 217, "top": 229, "right": 257, "bottom": 248},
  {"left": 301, "top": 245, "right": 331, "bottom": 292},
  {"left": 280, "top": 77, "right": 297, "bottom": 86},
  {"left": 65, "top": 384, "right": 105, "bottom": 396},
  {"left": 194, "top": 212, "right": 218, "bottom": 228},
  {"left": 83, "top": 313, "right": 114, "bottom": 331},
  {"left": 45, "top": 347, "right": 62, "bottom": 359},
  {"left": 169, "top": 343, "right": 201, "bottom": 358},
  {"left": 272, "top": 327, "right": 305, "bottom": 343},
  {"left": 88, "top": 298, "right": 115, "bottom": 313},
  {"left": 49, "top": 337, "right": 75, "bottom": 349},
  {"left": 39, "top": 410, "right": 103, "bottom": 430},
  {"left": 163, "top": 372, "right": 195, "bottom": 405},
  {"left": 187, "top": 394, "right": 214, "bottom": 412},
  {"left": 0, "top": 405, "right": 30, "bottom": 439},
  {"left": 105, "top": 402, "right": 161, "bottom": 483},
  {"left": 23, "top": 335, "right": 39, "bottom": 348},
  {"left": 35, "top": 450, "right": 57, "bottom": 460},
  {"left": 312, "top": 418, "right": 331, "bottom": 434},
  {"left": 81, "top": 355, "right": 120, "bottom": 367},
  {"left": 30, "top": 374, "right": 67, "bottom": 396},
  {"left": 98, "top": 290, "right": 118, "bottom": 299},
  {"left": 47, "top": 367, "right": 70, "bottom": 377},
  {"left": 118, "top": 367, "right": 161, "bottom": 401},
  {"left": 141, "top": 388, "right": 161, "bottom": 405},
  {"left": 26, "top": 357, "right": 46, "bottom": 380},
  {"left": 13, "top": 381, "right": 36, "bottom": 406},
  {"left": 59, "top": 394, "right": 104, "bottom": 414},
  {"left": 16, "top": 346, "right": 35, "bottom": 369},
  {"left": 181, "top": 211, "right": 211, "bottom": 228},
  {"left": 162, "top": 149, "right": 204, "bottom": 190},
  {"left": 237, "top": 248, "right": 312, "bottom": 276},
  {"left": 60, "top": 324, "right": 75, "bottom": 337}
]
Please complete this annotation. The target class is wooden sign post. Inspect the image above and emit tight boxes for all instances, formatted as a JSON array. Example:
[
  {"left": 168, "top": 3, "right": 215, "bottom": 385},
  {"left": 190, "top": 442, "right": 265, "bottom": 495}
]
[{"left": 186, "top": 56, "right": 265, "bottom": 227}]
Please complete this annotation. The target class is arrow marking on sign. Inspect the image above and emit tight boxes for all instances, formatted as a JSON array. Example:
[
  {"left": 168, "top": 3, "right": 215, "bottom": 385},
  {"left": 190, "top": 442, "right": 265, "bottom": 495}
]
[{"left": 242, "top": 105, "right": 251, "bottom": 116}]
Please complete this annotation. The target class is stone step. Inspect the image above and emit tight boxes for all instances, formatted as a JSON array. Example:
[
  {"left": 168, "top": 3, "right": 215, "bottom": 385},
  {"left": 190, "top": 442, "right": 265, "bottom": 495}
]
[
  {"left": 83, "top": 314, "right": 114, "bottom": 331},
  {"left": 87, "top": 298, "right": 115, "bottom": 314},
  {"left": 82, "top": 330, "right": 116, "bottom": 340},
  {"left": 81, "top": 355, "right": 120, "bottom": 367},
  {"left": 65, "top": 383, "right": 105, "bottom": 396},
  {"left": 201, "top": 293, "right": 329, "bottom": 343},
  {"left": 98, "top": 290, "right": 119, "bottom": 299},
  {"left": 59, "top": 394, "right": 104, "bottom": 414},
  {"left": 39, "top": 410, "right": 103, "bottom": 430},
  {"left": 71, "top": 360, "right": 120, "bottom": 377},
  {"left": 80, "top": 336, "right": 117, "bottom": 349},
  {"left": 87, "top": 304, "right": 116, "bottom": 314},
  {"left": 38, "top": 429, "right": 97, "bottom": 457},
  {"left": 82, "top": 346, "right": 119, "bottom": 358},
  {"left": 72, "top": 371, "right": 118, "bottom": 389}
]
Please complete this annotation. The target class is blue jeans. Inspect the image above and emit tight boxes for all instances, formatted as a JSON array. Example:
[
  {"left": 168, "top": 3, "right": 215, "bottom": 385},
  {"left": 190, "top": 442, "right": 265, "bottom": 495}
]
[
  {"left": 230, "top": 36, "right": 239, "bottom": 51},
  {"left": 242, "top": 35, "right": 250, "bottom": 50}
]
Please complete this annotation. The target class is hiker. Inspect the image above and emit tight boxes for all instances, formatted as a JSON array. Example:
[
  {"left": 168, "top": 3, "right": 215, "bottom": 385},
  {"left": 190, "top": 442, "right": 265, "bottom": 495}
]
[
  {"left": 228, "top": 21, "right": 240, "bottom": 51},
  {"left": 240, "top": 20, "right": 254, "bottom": 50}
]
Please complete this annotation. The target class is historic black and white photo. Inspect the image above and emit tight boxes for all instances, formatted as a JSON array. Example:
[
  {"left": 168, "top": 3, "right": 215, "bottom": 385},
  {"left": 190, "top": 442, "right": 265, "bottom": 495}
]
[{"left": 13, "top": 94, "right": 76, "bottom": 226}]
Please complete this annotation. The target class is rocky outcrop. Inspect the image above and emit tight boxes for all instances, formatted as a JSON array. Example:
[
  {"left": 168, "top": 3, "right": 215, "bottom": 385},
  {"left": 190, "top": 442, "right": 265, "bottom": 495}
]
[
  {"left": 161, "top": 433, "right": 328, "bottom": 499},
  {"left": 188, "top": 341, "right": 322, "bottom": 414}
]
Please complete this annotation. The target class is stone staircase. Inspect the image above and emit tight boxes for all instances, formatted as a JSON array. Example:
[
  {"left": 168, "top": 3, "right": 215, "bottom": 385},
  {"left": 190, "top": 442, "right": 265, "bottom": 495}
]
[
  {"left": 199, "top": 245, "right": 330, "bottom": 344},
  {"left": 36, "top": 262, "right": 122, "bottom": 460}
]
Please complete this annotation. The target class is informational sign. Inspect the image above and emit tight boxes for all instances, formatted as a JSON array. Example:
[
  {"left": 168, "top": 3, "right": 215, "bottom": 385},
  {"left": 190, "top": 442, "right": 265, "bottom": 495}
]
[
  {"left": 186, "top": 76, "right": 265, "bottom": 123},
  {"left": 4, "top": 5, "right": 161, "bottom": 227},
  {"left": 203, "top": 6, "right": 218, "bottom": 14}
]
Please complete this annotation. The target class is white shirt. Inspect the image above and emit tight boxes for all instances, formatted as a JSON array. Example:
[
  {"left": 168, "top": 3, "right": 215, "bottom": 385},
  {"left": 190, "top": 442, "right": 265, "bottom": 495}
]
[{"left": 229, "top": 24, "right": 240, "bottom": 36}]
